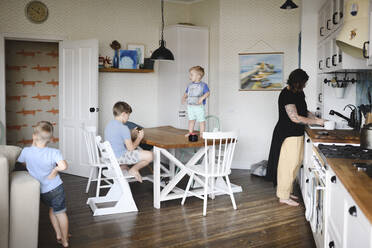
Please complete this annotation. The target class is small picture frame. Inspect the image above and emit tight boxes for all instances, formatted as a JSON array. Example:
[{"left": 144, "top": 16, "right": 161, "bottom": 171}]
[
  {"left": 239, "top": 52, "right": 284, "bottom": 91},
  {"left": 119, "top": 50, "right": 137, "bottom": 69},
  {"left": 127, "top": 44, "right": 145, "bottom": 68}
]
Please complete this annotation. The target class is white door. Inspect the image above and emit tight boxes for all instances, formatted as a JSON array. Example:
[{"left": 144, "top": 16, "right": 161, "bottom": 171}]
[{"left": 59, "top": 39, "right": 98, "bottom": 177}]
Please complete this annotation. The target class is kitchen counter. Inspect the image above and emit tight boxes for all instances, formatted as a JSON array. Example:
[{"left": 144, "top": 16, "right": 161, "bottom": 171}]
[
  {"left": 305, "top": 126, "right": 360, "bottom": 144},
  {"left": 325, "top": 156, "right": 372, "bottom": 224}
]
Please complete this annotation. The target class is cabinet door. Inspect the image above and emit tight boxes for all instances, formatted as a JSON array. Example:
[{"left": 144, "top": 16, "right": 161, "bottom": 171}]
[
  {"left": 326, "top": 171, "right": 345, "bottom": 244},
  {"left": 318, "top": 7, "right": 326, "bottom": 42},
  {"left": 324, "top": 1, "right": 333, "bottom": 37},
  {"left": 330, "top": 32, "right": 342, "bottom": 70},
  {"left": 343, "top": 194, "right": 371, "bottom": 247},
  {"left": 368, "top": 0, "right": 372, "bottom": 65},
  {"left": 318, "top": 42, "right": 325, "bottom": 73},
  {"left": 324, "top": 39, "right": 332, "bottom": 73}
]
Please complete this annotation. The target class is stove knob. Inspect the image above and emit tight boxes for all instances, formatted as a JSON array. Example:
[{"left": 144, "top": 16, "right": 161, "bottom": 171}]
[
  {"left": 306, "top": 139, "right": 310, "bottom": 143},
  {"left": 348, "top": 206, "right": 357, "bottom": 217},
  {"left": 331, "top": 176, "right": 337, "bottom": 183},
  {"left": 306, "top": 179, "right": 309, "bottom": 183}
]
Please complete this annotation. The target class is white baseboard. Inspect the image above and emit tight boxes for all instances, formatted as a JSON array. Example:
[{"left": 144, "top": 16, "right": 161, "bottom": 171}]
[{"left": 231, "top": 161, "right": 251, "bottom": 170}]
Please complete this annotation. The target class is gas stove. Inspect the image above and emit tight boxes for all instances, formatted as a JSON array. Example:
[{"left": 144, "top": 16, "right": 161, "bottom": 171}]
[
  {"left": 317, "top": 144, "right": 372, "bottom": 160},
  {"left": 317, "top": 144, "right": 372, "bottom": 178}
]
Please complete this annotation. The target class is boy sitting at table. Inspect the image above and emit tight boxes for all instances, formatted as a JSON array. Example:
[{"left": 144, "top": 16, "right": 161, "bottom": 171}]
[{"left": 104, "top": 101, "right": 153, "bottom": 182}]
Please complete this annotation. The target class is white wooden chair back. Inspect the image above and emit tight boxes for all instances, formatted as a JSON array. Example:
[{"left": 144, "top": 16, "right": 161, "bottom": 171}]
[
  {"left": 95, "top": 136, "right": 126, "bottom": 187},
  {"left": 82, "top": 126, "right": 100, "bottom": 165},
  {"left": 203, "top": 131, "right": 238, "bottom": 176}
]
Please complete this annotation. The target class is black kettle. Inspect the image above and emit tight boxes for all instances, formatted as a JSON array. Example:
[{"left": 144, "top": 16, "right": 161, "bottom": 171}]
[{"left": 329, "top": 104, "right": 361, "bottom": 130}]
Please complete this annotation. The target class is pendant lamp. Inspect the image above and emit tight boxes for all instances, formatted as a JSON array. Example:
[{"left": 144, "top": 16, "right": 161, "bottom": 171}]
[
  {"left": 280, "top": 0, "right": 298, "bottom": 9},
  {"left": 150, "top": 0, "right": 174, "bottom": 61}
]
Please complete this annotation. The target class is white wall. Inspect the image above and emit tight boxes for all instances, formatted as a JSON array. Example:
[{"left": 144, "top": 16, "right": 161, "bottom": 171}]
[
  {"left": 190, "top": 0, "right": 220, "bottom": 116},
  {"left": 0, "top": 0, "right": 190, "bottom": 135},
  {"left": 218, "top": 0, "right": 301, "bottom": 169}
]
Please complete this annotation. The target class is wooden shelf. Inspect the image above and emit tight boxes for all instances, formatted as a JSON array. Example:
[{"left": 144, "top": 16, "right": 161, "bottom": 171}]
[{"left": 99, "top": 68, "right": 154, "bottom": 73}]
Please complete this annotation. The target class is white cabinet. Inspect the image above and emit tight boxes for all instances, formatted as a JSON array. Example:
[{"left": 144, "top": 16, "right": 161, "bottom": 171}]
[
  {"left": 343, "top": 193, "right": 371, "bottom": 247},
  {"left": 157, "top": 25, "right": 209, "bottom": 129},
  {"left": 325, "top": 167, "right": 372, "bottom": 248}
]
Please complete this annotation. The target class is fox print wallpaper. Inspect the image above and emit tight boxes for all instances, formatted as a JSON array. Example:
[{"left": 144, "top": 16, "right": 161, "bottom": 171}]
[{"left": 5, "top": 40, "right": 59, "bottom": 148}]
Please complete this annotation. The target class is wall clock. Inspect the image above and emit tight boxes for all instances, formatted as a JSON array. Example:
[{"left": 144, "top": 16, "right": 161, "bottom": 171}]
[{"left": 25, "top": 1, "right": 48, "bottom": 24}]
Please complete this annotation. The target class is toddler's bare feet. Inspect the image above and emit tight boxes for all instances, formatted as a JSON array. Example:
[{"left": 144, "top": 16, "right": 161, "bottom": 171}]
[
  {"left": 129, "top": 168, "right": 143, "bottom": 183},
  {"left": 290, "top": 194, "right": 298, "bottom": 200},
  {"left": 279, "top": 198, "right": 299, "bottom": 206},
  {"left": 185, "top": 133, "right": 191, "bottom": 137}
]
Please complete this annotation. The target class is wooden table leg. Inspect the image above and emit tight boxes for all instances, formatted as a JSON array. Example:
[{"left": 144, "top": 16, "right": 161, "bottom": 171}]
[{"left": 153, "top": 146, "right": 161, "bottom": 209}]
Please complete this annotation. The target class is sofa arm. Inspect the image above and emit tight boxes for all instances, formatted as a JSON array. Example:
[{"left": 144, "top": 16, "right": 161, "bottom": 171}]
[
  {"left": 9, "top": 171, "right": 40, "bottom": 248},
  {"left": 0, "top": 157, "right": 9, "bottom": 248}
]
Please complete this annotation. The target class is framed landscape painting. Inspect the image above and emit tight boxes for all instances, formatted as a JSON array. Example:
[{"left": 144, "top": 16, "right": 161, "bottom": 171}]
[{"left": 239, "top": 52, "right": 284, "bottom": 91}]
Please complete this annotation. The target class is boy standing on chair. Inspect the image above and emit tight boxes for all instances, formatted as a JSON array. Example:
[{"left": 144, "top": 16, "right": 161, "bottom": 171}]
[
  {"left": 182, "top": 66, "right": 210, "bottom": 137},
  {"left": 104, "top": 101, "right": 153, "bottom": 183},
  {"left": 17, "top": 121, "right": 70, "bottom": 248}
]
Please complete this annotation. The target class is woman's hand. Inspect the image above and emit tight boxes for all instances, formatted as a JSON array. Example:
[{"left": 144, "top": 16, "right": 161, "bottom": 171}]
[
  {"left": 315, "top": 118, "right": 325, "bottom": 126},
  {"left": 47, "top": 168, "right": 58, "bottom": 180}
]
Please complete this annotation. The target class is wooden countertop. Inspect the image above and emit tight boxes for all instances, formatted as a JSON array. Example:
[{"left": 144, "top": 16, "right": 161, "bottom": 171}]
[
  {"left": 325, "top": 157, "right": 372, "bottom": 224},
  {"left": 305, "top": 127, "right": 360, "bottom": 144}
]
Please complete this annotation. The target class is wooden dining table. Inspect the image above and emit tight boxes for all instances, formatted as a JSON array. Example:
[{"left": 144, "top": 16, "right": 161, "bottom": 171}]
[{"left": 142, "top": 126, "right": 242, "bottom": 209}]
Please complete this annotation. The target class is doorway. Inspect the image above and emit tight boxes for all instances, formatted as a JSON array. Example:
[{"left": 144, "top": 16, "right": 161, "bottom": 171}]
[{"left": 5, "top": 40, "right": 59, "bottom": 148}]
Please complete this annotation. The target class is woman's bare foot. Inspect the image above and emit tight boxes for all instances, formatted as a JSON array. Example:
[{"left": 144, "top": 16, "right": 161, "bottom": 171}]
[
  {"left": 57, "top": 234, "right": 71, "bottom": 244},
  {"left": 279, "top": 198, "right": 299, "bottom": 206},
  {"left": 128, "top": 168, "right": 143, "bottom": 183},
  {"left": 290, "top": 194, "right": 298, "bottom": 200}
]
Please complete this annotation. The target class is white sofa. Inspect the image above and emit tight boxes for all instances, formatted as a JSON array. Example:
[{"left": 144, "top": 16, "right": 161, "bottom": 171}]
[{"left": 0, "top": 145, "right": 40, "bottom": 248}]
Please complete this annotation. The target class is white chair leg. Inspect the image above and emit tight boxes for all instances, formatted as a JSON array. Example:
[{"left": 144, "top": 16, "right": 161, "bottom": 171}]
[
  {"left": 225, "top": 176, "right": 237, "bottom": 210},
  {"left": 181, "top": 173, "right": 194, "bottom": 205},
  {"left": 203, "top": 176, "right": 209, "bottom": 216},
  {"left": 210, "top": 177, "right": 215, "bottom": 199},
  {"left": 86, "top": 167, "right": 95, "bottom": 193},
  {"left": 96, "top": 167, "right": 102, "bottom": 198}
]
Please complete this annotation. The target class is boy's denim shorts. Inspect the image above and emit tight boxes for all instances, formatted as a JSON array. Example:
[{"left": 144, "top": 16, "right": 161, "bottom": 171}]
[{"left": 40, "top": 184, "right": 67, "bottom": 214}]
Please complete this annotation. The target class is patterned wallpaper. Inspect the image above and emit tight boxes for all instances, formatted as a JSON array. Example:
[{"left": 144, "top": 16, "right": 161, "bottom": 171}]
[{"left": 5, "top": 40, "right": 59, "bottom": 148}]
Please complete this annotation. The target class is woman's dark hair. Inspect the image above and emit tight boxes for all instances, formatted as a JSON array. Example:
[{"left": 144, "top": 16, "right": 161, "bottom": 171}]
[{"left": 287, "top": 68, "right": 309, "bottom": 92}]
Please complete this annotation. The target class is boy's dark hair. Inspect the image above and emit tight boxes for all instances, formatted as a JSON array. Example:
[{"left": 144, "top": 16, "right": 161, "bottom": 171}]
[
  {"left": 287, "top": 68, "right": 309, "bottom": 93},
  {"left": 113, "top": 101, "right": 132, "bottom": 116}
]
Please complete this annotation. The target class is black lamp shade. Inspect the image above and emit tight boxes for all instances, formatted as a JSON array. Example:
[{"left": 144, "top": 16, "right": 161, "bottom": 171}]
[
  {"left": 280, "top": 0, "right": 298, "bottom": 9},
  {"left": 151, "top": 40, "right": 174, "bottom": 61}
]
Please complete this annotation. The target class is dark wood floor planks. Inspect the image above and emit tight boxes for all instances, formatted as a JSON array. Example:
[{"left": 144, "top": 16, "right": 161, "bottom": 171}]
[{"left": 37, "top": 169, "right": 315, "bottom": 248}]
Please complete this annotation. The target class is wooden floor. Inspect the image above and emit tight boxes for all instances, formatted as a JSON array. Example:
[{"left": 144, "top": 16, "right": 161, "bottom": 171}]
[{"left": 38, "top": 169, "right": 315, "bottom": 248}]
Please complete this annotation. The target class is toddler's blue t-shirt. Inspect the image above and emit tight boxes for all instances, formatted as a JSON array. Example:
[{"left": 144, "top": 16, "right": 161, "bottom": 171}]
[
  {"left": 104, "top": 120, "right": 131, "bottom": 158},
  {"left": 17, "top": 146, "right": 63, "bottom": 193},
  {"left": 185, "top": 81, "right": 209, "bottom": 105}
]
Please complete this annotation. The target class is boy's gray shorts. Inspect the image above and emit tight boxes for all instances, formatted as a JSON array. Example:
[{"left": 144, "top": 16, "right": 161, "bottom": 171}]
[{"left": 118, "top": 149, "right": 141, "bottom": 165}]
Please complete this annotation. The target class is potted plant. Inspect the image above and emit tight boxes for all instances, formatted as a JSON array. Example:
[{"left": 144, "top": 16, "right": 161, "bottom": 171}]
[{"left": 110, "top": 40, "right": 121, "bottom": 68}]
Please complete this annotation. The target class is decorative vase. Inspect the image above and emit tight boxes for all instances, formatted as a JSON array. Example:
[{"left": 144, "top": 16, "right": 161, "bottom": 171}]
[
  {"left": 334, "top": 87, "right": 346, "bottom": 98},
  {"left": 113, "top": 50, "right": 119, "bottom": 68}
]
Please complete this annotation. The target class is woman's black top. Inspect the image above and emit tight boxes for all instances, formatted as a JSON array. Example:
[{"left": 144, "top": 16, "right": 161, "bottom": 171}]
[{"left": 265, "top": 87, "right": 308, "bottom": 186}]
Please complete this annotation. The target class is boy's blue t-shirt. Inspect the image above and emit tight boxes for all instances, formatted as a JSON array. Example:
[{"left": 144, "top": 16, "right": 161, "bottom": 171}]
[
  {"left": 185, "top": 81, "right": 209, "bottom": 105},
  {"left": 104, "top": 120, "right": 131, "bottom": 158},
  {"left": 17, "top": 146, "right": 63, "bottom": 193}
]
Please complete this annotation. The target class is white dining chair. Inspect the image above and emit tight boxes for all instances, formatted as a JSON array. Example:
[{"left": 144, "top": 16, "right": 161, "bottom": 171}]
[
  {"left": 82, "top": 126, "right": 112, "bottom": 198},
  {"left": 181, "top": 131, "right": 238, "bottom": 216},
  {"left": 86, "top": 136, "right": 138, "bottom": 216}
]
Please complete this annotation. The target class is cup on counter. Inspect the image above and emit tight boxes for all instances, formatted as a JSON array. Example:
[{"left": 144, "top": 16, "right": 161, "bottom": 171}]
[{"left": 324, "top": 120, "right": 335, "bottom": 130}]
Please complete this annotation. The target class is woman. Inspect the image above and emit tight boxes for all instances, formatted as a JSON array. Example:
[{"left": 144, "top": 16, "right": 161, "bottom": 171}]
[{"left": 265, "top": 69, "right": 325, "bottom": 206}]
